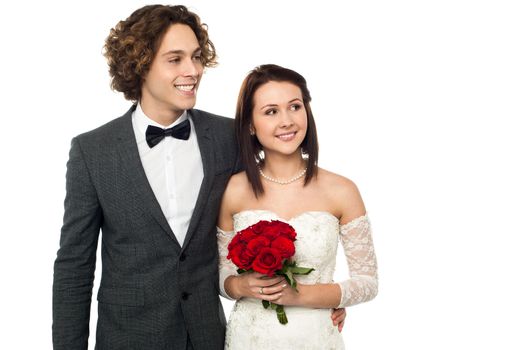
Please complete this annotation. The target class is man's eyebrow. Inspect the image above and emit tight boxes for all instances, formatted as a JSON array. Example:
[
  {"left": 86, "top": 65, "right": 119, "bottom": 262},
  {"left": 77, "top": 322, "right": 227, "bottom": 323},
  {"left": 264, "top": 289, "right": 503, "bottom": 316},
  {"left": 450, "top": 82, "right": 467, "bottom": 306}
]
[
  {"left": 162, "top": 48, "right": 201, "bottom": 56},
  {"left": 162, "top": 50, "right": 184, "bottom": 56}
]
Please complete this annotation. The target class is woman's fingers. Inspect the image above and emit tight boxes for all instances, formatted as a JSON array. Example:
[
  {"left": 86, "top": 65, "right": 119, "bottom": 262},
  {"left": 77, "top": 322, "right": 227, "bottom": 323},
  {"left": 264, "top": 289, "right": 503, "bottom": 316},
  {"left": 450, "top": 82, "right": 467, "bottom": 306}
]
[
  {"left": 252, "top": 283, "right": 286, "bottom": 299},
  {"left": 258, "top": 291, "right": 283, "bottom": 301},
  {"left": 259, "top": 283, "right": 287, "bottom": 296},
  {"left": 246, "top": 274, "right": 282, "bottom": 288},
  {"left": 260, "top": 276, "right": 285, "bottom": 287},
  {"left": 244, "top": 272, "right": 286, "bottom": 298}
]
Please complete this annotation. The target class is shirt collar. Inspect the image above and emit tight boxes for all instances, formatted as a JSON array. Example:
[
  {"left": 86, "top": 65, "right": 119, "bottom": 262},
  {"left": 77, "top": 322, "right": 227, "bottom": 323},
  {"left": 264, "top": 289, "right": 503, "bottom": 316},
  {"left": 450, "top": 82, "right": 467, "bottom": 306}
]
[{"left": 133, "top": 103, "right": 189, "bottom": 141}]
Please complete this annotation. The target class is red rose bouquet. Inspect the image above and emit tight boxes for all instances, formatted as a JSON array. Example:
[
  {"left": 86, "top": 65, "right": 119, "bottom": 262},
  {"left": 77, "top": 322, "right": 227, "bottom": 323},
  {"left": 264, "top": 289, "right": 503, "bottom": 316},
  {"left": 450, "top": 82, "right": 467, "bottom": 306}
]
[{"left": 227, "top": 220, "right": 314, "bottom": 324}]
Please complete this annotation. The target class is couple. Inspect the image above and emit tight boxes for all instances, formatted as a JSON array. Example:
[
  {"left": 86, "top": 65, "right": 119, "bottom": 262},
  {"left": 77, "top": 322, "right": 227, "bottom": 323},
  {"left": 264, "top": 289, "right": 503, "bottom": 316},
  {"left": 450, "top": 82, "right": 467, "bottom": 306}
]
[{"left": 52, "top": 4, "right": 378, "bottom": 350}]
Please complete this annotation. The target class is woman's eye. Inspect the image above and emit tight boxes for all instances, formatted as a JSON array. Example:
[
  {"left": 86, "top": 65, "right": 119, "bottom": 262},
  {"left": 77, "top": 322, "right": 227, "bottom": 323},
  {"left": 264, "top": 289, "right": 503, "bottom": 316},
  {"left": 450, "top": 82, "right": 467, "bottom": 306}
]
[
  {"left": 291, "top": 104, "right": 302, "bottom": 111},
  {"left": 169, "top": 58, "right": 181, "bottom": 64},
  {"left": 265, "top": 109, "right": 276, "bottom": 115}
]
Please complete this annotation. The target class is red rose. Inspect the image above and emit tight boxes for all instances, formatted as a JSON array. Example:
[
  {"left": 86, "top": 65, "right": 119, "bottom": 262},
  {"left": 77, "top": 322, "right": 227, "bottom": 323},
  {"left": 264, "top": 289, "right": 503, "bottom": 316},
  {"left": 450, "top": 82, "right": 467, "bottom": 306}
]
[
  {"left": 277, "top": 223, "right": 296, "bottom": 241},
  {"left": 261, "top": 221, "right": 282, "bottom": 240},
  {"left": 252, "top": 247, "right": 283, "bottom": 276},
  {"left": 238, "top": 228, "right": 257, "bottom": 243},
  {"left": 250, "top": 220, "right": 270, "bottom": 235},
  {"left": 246, "top": 235, "right": 271, "bottom": 257},
  {"left": 271, "top": 236, "right": 295, "bottom": 259},
  {"left": 226, "top": 219, "right": 313, "bottom": 325},
  {"left": 227, "top": 234, "right": 242, "bottom": 251},
  {"left": 261, "top": 221, "right": 297, "bottom": 241},
  {"left": 228, "top": 220, "right": 299, "bottom": 274},
  {"left": 228, "top": 244, "right": 253, "bottom": 270}
]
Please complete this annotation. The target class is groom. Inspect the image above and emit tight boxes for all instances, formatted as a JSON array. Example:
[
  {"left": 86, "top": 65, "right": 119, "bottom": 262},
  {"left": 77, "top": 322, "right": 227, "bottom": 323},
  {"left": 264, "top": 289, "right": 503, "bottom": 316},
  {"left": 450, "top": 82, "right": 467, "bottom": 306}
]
[{"left": 52, "top": 4, "right": 345, "bottom": 350}]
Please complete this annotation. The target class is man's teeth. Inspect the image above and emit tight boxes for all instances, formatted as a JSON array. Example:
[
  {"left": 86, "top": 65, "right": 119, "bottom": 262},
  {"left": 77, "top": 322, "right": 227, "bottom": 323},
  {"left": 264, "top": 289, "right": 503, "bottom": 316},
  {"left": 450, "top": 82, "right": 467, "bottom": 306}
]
[{"left": 176, "top": 84, "right": 194, "bottom": 91}]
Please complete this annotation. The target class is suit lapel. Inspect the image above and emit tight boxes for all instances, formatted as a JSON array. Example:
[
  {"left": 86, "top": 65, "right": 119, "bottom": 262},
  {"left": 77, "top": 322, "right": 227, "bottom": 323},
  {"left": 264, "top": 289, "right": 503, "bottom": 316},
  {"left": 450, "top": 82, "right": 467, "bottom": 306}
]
[
  {"left": 115, "top": 106, "right": 181, "bottom": 249},
  {"left": 181, "top": 109, "right": 215, "bottom": 250}
]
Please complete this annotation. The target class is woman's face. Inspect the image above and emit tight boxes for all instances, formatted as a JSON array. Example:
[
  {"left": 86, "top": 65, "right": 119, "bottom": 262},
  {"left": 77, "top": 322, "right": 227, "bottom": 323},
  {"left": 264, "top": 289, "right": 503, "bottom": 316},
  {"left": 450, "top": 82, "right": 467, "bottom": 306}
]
[{"left": 251, "top": 81, "right": 308, "bottom": 158}]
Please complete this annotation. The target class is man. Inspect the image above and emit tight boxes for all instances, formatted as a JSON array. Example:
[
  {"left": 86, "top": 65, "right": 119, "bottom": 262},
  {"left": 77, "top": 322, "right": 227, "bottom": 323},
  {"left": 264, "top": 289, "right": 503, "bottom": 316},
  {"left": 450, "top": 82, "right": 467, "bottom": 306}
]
[{"left": 53, "top": 5, "right": 345, "bottom": 350}]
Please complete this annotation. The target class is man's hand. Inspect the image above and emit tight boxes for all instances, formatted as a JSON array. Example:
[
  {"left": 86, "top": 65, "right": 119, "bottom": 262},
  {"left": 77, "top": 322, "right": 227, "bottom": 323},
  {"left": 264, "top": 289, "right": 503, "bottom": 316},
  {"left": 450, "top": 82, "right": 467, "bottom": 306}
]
[{"left": 331, "top": 308, "right": 346, "bottom": 332}]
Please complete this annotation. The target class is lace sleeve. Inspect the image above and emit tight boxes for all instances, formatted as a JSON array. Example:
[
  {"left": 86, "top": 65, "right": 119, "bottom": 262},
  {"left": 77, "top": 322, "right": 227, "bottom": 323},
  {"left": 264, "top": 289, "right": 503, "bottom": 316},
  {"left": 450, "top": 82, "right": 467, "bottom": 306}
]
[
  {"left": 337, "top": 214, "right": 378, "bottom": 308},
  {"left": 217, "top": 227, "right": 237, "bottom": 300}
]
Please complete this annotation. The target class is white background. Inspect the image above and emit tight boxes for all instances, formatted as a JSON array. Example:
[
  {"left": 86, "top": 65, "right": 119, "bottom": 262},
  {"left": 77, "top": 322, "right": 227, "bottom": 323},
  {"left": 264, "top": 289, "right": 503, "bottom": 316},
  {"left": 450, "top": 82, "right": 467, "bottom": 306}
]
[{"left": 1, "top": 0, "right": 525, "bottom": 349}]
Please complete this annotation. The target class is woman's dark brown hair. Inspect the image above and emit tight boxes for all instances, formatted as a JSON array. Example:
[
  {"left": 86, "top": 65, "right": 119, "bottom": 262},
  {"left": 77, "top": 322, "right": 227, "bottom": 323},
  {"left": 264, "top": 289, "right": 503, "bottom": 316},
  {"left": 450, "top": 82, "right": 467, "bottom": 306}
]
[
  {"left": 235, "top": 64, "right": 319, "bottom": 197},
  {"left": 103, "top": 5, "right": 217, "bottom": 101}
]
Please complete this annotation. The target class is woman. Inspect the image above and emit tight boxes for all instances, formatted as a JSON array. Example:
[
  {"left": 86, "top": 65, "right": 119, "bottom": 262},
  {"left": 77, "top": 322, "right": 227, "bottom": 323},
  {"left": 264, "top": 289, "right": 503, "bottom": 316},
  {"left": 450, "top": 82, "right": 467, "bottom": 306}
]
[{"left": 217, "top": 64, "right": 378, "bottom": 349}]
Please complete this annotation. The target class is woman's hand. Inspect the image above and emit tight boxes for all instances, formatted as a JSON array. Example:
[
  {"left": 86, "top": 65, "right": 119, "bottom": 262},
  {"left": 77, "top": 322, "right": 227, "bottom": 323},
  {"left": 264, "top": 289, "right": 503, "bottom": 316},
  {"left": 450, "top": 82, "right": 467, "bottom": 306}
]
[
  {"left": 265, "top": 282, "right": 304, "bottom": 306},
  {"left": 230, "top": 275, "right": 347, "bottom": 331},
  {"left": 228, "top": 272, "right": 285, "bottom": 301}
]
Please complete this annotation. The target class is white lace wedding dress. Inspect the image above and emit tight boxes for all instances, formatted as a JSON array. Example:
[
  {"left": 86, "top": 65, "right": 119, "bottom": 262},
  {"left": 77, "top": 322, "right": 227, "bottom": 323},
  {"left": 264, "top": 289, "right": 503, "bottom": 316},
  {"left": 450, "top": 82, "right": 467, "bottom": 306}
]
[{"left": 217, "top": 210, "right": 378, "bottom": 350}]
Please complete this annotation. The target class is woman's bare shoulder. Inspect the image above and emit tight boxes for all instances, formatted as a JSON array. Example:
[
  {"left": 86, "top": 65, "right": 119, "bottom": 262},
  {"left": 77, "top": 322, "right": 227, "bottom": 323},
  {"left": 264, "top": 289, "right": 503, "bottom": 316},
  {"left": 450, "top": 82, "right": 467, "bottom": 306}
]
[
  {"left": 222, "top": 171, "right": 255, "bottom": 212},
  {"left": 316, "top": 168, "right": 366, "bottom": 221}
]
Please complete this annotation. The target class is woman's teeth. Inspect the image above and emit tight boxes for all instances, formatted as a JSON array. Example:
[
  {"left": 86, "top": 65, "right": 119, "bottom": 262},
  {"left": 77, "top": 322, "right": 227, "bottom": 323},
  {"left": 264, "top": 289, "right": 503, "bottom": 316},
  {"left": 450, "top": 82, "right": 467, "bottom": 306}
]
[{"left": 277, "top": 132, "right": 296, "bottom": 141}]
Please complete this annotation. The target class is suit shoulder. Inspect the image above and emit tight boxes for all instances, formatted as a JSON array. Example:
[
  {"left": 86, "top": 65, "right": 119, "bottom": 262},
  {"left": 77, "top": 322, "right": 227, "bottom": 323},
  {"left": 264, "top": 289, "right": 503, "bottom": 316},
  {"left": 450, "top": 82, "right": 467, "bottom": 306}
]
[
  {"left": 73, "top": 107, "right": 134, "bottom": 149},
  {"left": 192, "top": 109, "right": 234, "bottom": 127},
  {"left": 78, "top": 116, "right": 126, "bottom": 137},
  {"left": 191, "top": 109, "right": 236, "bottom": 148}
]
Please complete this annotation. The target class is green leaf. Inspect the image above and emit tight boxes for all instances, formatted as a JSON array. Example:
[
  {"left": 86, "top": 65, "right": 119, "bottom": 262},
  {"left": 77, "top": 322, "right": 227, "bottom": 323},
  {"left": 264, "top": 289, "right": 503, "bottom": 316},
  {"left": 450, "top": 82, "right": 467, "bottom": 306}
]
[
  {"left": 283, "top": 260, "right": 295, "bottom": 268},
  {"left": 262, "top": 300, "right": 270, "bottom": 309},
  {"left": 236, "top": 268, "right": 247, "bottom": 274},
  {"left": 285, "top": 268, "right": 295, "bottom": 286},
  {"left": 290, "top": 266, "right": 315, "bottom": 275},
  {"left": 290, "top": 278, "right": 297, "bottom": 291},
  {"left": 270, "top": 302, "right": 278, "bottom": 310}
]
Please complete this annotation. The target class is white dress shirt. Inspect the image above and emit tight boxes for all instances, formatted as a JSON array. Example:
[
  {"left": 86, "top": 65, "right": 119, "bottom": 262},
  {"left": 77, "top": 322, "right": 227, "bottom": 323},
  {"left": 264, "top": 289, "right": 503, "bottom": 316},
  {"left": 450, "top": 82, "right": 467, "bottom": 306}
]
[{"left": 132, "top": 103, "right": 204, "bottom": 245}]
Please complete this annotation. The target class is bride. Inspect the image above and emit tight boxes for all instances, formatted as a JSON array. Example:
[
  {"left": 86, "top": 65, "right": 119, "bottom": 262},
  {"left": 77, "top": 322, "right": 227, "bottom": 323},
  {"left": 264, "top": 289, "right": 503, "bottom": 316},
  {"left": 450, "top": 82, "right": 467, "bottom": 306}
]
[{"left": 217, "top": 64, "right": 378, "bottom": 349}]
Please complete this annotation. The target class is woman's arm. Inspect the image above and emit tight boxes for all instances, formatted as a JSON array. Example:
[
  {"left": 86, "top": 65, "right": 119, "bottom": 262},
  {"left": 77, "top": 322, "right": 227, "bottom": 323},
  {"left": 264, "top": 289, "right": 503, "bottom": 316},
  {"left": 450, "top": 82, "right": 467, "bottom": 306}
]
[
  {"left": 265, "top": 177, "right": 377, "bottom": 309},
  {"left": 217, "top": 174, "right": 284, "bottom": 300}
]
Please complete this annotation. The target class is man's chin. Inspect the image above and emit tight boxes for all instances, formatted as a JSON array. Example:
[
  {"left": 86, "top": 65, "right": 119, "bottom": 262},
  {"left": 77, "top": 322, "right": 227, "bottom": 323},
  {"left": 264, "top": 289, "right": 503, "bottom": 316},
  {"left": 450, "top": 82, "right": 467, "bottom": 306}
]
[{"left": 172, "top": 100, "right": 197, "bottom": 111}]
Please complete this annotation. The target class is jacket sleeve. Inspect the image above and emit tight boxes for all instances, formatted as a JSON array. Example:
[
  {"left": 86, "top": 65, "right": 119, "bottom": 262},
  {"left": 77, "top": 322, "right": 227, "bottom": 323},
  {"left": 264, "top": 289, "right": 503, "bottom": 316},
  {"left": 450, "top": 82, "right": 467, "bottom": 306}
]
[{"left": 52, "top": 137, "right": 102, "bottom": 350}]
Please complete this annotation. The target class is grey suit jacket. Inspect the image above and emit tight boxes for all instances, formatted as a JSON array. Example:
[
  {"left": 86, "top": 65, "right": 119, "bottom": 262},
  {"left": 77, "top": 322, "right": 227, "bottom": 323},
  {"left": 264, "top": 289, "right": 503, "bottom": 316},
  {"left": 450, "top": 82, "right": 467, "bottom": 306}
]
[{"left": 53, "top": 106, "right": 238, "bottom": 350}]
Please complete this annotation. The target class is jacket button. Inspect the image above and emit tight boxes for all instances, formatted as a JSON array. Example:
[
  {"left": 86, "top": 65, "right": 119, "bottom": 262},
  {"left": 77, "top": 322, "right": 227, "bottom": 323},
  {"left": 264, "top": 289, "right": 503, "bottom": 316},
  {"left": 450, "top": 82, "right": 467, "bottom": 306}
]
[
  {"left": 181, "top": 292, "right": 190, "bottom": 300},
  {"left": 179, "top": 253, "right": 186, "bottom": 261}
]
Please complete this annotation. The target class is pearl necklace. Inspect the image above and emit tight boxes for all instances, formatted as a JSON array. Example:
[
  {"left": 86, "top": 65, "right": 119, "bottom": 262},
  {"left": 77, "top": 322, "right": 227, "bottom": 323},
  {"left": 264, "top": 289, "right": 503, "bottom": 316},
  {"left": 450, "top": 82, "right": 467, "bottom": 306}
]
[{"left": 258, "top": 166, "right": 307, "bottom": 185}]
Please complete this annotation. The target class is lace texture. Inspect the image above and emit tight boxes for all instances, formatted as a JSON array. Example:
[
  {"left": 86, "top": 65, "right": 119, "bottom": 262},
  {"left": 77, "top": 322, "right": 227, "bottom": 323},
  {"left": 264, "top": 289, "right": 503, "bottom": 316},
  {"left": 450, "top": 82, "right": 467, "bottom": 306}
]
[
  {"left": 217, "top": 227, "right": 237, "bottom": 300},
  {"left": 337, "top": 214, "right": 378, "bottom": 308},
  {"left": 217, "top": 210, "right": 378, "bottom": 349}
]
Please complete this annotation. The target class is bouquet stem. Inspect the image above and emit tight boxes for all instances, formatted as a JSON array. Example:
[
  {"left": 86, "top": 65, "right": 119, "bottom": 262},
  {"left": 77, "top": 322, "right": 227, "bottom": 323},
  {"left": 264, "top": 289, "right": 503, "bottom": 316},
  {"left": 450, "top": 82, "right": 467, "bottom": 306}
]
[
  {"left": 262, "top": 300, "right": 289, "bottom": 324},
  {"left": 276, "top": 305, "right": 288, "bottom": 324}
]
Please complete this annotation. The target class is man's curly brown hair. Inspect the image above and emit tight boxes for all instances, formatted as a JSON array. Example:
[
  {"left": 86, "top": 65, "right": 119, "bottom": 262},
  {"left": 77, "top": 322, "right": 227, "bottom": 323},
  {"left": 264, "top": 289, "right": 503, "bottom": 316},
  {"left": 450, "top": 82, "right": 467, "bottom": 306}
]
[{"left": 103, "top": 5, "right": 217, "bottom": 102}]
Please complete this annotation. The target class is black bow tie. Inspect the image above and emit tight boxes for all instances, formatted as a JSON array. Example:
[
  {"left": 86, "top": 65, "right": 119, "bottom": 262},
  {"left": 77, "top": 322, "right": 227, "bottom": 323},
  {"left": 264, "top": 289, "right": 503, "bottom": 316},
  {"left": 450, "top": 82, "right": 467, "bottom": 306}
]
[{"left": 145, "top": 119, "right": 191, "bottom": 148}]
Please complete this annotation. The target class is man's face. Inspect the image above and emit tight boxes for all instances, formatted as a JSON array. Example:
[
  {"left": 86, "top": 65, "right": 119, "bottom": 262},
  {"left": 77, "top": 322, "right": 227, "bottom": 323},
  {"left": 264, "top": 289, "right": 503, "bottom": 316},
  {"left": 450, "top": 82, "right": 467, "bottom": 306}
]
[{"left": 141, "top": 23, "right": 204, "bottom": 121}]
